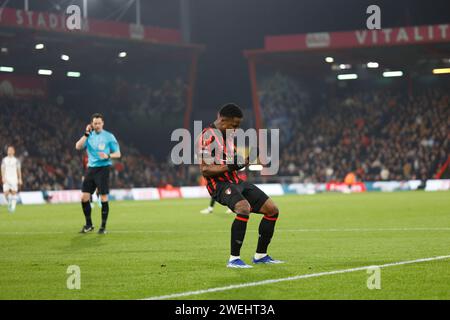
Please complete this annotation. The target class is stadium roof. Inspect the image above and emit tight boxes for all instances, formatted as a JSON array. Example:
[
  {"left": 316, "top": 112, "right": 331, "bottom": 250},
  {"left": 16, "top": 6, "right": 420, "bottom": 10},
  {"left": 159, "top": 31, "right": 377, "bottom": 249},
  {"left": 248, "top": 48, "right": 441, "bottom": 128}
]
[
  {"left": 0, "top": 7, "right": 203, "bottom": 51},
  {"left": 244, "top": 23, "right": 450, "bottom": 76}
]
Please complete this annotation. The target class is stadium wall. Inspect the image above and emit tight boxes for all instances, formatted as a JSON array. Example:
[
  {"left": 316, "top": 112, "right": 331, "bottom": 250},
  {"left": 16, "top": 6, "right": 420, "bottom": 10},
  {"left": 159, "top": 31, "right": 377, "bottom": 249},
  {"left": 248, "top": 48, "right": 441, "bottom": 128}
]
[{"left": 1, "top": 180, "right": 449, "bottom": 205}]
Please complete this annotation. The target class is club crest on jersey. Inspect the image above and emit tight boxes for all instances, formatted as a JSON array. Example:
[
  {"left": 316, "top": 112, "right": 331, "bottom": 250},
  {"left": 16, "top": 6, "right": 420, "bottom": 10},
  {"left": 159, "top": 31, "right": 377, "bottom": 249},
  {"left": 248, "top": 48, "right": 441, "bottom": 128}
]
[
  {"left": 98, "top": 143, "right": 106, "bottom": 151},
  {"left": 225, "top": 188, "right": 232, "bottom": 195}
]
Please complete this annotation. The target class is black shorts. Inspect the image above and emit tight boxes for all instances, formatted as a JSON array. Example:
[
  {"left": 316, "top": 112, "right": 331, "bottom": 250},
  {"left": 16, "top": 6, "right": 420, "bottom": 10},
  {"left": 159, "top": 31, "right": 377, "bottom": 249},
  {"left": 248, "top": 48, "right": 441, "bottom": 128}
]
[
  {"left": 82, "top": 166, "right": 110, "bottom": 195},
  {"left": 211, "top": 181, "right": 269, "bottom": 213}
]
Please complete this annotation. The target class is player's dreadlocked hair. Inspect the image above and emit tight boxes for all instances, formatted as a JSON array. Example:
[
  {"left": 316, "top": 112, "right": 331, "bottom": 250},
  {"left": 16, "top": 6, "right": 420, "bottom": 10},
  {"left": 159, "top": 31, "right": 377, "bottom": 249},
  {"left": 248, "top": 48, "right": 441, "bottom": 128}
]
[{"left": 219, "top": 103, "right": 243, "bottom": 118}]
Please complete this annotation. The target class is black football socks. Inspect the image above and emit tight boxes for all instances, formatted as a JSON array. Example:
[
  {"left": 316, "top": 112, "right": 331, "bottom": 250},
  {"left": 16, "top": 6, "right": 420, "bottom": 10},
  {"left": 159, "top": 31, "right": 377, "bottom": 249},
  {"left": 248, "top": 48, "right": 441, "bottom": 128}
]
[
  {"left": 101, "top": 202, "right": 109, "bottom": 229},
  {"left": 231, "top": 214, "right": 249, "bottom": 256},
  {"left": 256, "top": 214, "right": 279, "bottom": 254},
  {"left": 81, "top": 201, "right": 92, "bottom": 226}
]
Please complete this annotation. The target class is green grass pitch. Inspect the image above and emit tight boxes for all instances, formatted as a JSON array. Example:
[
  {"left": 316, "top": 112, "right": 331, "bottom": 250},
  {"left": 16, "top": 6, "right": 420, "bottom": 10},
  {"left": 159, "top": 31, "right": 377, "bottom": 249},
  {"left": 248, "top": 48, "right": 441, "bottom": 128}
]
[{"left": 0, "top": 191, "right": 449, "bottom": 300}]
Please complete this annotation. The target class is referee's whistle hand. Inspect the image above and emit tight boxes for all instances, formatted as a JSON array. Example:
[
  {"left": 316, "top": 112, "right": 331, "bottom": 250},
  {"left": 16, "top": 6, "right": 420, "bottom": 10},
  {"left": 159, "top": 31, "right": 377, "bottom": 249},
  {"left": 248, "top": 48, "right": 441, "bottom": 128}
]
[{"left": 98, "top": 152, "right": 109, "bottom": 159}]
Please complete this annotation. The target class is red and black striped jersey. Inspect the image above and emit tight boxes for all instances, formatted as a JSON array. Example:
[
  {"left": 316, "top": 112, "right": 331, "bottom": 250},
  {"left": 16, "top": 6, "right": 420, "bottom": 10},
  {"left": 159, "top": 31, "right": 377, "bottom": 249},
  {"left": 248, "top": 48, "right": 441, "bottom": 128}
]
[
  {"left": 237, "top": 169, "right": 248, "bottom": 181},
  {"left": 196, "top": 123, "right": 242, "bottom": 194}
]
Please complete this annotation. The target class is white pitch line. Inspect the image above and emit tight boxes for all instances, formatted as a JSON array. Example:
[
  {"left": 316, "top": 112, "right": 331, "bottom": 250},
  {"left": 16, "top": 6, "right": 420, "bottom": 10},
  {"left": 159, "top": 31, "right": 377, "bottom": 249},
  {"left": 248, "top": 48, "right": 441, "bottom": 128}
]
[
  {"left": 0, "top": 227, "right": 449, "bottom": 236},
  {"left": 0, "top": 231, "right": 65, "bottom": 235},
  {"left": 143, "top": 254, "right": 450, "bottom": 300},
  {"left": 282, "top": 227, "right": 450, "bottom": 232}
]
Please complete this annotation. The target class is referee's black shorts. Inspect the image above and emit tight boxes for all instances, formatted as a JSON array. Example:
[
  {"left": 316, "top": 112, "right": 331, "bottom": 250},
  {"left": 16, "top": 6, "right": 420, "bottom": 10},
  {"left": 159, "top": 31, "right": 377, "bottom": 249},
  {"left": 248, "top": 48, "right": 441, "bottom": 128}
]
[
  {"left": 211, "top": 181, "right": 269, "bottom": 213},
  {"left": 82, "top": 166, "right": 110, "bottom": 195}
]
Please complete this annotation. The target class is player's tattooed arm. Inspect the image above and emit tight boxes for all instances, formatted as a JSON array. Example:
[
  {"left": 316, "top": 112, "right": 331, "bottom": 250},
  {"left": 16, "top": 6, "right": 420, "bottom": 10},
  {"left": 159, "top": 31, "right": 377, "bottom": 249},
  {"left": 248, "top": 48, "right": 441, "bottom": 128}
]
[
  {"left": 200, "top": 154, "right": 248, "bottom": 176},
  {"left": 198, "top": 131, "right": 244, "bottom": 177},
  {"left": 199, "top": 162, "right": 229, "bottom": 178}
]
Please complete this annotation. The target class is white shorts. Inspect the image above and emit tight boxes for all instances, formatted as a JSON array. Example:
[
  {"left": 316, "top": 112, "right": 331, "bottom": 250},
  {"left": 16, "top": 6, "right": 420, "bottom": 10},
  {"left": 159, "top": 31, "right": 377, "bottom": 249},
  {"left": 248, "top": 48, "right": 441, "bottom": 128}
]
[{"left": 3, "top": 182, "right": 18, "bottom": 193}]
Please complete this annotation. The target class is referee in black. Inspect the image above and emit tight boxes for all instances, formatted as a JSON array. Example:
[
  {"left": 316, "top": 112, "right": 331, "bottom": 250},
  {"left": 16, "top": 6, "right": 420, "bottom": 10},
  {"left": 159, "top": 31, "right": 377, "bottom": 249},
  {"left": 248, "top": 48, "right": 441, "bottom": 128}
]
[{"left": 75, "top": 113, "right": 121, "bottom": 234}]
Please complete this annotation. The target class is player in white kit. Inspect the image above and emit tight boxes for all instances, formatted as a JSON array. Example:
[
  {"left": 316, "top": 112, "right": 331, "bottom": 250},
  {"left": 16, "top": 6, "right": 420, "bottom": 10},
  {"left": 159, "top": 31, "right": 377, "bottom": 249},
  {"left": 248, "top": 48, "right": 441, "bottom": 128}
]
[{"left": 1, "top": 146, "right": 22, "bottom": 213}]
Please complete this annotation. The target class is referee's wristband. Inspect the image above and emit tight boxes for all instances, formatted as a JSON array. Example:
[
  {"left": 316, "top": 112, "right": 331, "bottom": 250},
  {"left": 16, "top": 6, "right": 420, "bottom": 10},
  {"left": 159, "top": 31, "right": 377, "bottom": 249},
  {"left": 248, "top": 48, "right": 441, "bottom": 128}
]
[{"left": 84, "top": 132, "right": 90, "bottom": 137}]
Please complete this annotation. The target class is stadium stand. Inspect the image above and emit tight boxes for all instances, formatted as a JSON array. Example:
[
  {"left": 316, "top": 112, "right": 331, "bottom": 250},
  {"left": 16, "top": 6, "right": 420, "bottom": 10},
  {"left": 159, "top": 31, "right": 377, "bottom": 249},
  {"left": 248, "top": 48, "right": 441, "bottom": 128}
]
[
  {"left": 0, "top": 96, "right": 191, "bottom": 191},
  {"left": 260, "top": 84, "right": 450, "bottom": 182},
  {"left": 2, "top": 81, "right": 448, "bottom": 190}
]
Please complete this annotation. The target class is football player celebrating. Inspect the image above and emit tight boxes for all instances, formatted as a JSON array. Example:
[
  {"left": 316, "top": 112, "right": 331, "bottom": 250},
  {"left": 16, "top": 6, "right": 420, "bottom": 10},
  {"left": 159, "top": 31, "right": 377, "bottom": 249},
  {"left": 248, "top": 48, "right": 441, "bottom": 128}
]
[{"left": 197, "top": 103, "right": 283, "bottom": 268}]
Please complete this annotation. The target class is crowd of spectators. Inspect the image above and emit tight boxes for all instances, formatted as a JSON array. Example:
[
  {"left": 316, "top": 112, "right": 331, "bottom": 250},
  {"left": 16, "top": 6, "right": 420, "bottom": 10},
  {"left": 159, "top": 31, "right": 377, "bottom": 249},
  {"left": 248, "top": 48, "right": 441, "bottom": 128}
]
[
  {"left": 108, "top": 76, "right": 187, "bottom": 125},
  {"left": 0, "top": 97, "right": 190, "bottom": 191},
  {"left": 272, "top": 85, "right": 449, "bottom": 182},
  {"left": 1, "top": 76, "right": 448, "bottom": 191}
]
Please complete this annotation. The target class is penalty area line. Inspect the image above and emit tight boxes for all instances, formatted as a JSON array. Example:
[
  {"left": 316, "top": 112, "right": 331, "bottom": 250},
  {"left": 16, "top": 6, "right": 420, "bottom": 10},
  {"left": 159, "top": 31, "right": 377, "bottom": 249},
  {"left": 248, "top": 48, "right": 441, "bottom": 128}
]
[{"left": 142, "top": 254, "right": 450, "bottom": 300}]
